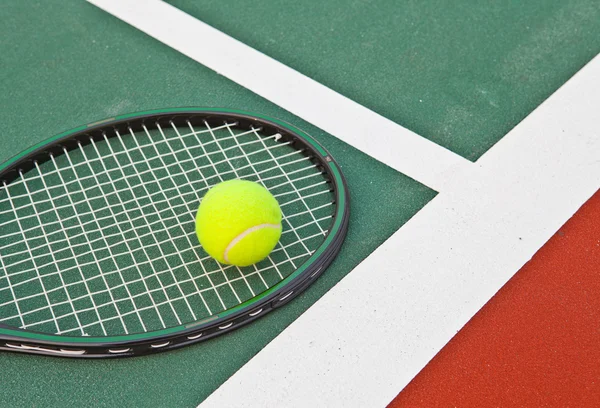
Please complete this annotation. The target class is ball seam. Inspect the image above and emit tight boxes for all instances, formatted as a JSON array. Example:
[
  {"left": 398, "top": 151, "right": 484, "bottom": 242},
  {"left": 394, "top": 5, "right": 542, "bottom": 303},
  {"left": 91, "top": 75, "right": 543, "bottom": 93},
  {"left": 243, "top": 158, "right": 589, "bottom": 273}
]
[{"left": 223, "top": 223, "right": 281, "bottom": 264}]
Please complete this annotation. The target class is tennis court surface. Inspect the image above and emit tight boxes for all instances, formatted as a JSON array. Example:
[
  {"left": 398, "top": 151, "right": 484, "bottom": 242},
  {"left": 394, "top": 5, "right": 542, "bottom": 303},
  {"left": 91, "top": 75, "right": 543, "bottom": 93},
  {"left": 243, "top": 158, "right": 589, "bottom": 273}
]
[{"left": 1, "top": 1, "right": 599, "bottom": 406}]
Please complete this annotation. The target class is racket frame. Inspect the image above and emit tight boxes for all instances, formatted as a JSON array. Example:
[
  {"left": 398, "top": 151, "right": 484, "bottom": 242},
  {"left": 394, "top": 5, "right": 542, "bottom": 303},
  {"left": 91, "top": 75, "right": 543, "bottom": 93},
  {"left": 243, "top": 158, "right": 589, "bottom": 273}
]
[{"left": 0, "top": 108, "right": 349, "bottom": 357}]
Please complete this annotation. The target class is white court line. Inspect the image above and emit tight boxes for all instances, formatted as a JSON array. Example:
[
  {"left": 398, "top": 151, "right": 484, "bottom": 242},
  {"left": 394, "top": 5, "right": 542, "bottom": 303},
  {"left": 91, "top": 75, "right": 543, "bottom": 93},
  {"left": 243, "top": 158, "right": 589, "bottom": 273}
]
[
  {"left": 198, "top": 56, "right": 600, "bottom": 408},
  {"left": 86, "top": 0, "right": 472, "bottom": 193},
  {"left": 200, "top": 56, "right": 599, "bottom": 407},
  {"left": 86, "top": 1, "right": 600, "bottom": 407}
]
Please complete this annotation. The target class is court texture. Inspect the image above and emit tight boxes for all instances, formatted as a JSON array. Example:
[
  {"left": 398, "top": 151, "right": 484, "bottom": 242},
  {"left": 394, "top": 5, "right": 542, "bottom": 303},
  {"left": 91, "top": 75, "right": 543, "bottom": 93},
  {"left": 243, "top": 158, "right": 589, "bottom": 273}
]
[{"left": 1, "top": 0, "right": 599, "bottom": 407}]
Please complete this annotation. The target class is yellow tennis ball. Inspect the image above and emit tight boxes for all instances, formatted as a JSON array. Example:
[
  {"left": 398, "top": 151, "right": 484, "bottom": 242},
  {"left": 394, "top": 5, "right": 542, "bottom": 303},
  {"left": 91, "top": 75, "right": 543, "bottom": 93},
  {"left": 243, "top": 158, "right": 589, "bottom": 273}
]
[{"left": 195, "top": 179, "right": 282, "bottom": 267}]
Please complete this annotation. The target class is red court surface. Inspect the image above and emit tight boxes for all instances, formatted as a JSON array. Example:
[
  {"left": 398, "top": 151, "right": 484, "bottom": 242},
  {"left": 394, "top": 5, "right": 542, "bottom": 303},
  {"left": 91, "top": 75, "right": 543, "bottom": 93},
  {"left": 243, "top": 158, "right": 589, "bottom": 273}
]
[{"left": 391, "top": 190, "right": 600, "bottom": 407}]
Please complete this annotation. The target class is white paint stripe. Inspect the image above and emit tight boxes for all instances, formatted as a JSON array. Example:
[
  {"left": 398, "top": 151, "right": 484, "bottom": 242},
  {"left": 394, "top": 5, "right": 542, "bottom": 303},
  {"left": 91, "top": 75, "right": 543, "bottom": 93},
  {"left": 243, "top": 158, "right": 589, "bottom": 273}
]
[
  {"left": 199, "top": 55, "right": 600, "bottom": 407},
  {"left": 86, "top": 0, "right": 472, "bottom": 193},
  {"left": 84, "top": 1, "right": 600, "bottom": 406},
  {"left": 223, "top": 223, "right": 281, "bottom": 264}
]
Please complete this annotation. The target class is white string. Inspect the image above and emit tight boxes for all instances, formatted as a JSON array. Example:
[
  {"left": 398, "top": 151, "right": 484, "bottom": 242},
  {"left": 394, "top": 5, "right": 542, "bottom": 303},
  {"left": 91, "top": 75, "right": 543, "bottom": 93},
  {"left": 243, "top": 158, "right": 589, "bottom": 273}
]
[
  {"left": 252, "top": 127, "right": 327, "bottom": 237},
  {"left": 0, "top": 153, "right": 313, "bottom": 241},
  {"left": 186, "top": 122, "right": 245, "bottom": 304},
  {"left": 0, "top": 131, "right": 290, "bottom": 209},
  {"left": 141, "top": 123, "right": 215, "bottom": 314},
  {"left": 104, "top": 130, "right": 193, "bottom": 325},
  {"left": 1, "top": 231, "right": 329, "bottom": 327},
  {"left": 21, "top": 168, "right": 87, "bottom": 335},
  {"left": 59, "top": 148, "right": 141, "bottom": 333},
  {"left": 36, "top": 158, "right": 111, "bottom": 335},
  {"left": 3, "top": 214, "right": 313, "bottom": 290},
  {"left": 0, "top": 233, "right": 25, "bottom": 328},
  {"left": 0, "top": 158, "right": 319, "bottom": 274},
  {"left": 251, "top": 129, "right": 316, "bottom": 267},
  {"left": 0, "top": 206, "right": 330, "bottom": 295},
  {"left": 202, "top": 121, "right": 276, "bottom": 288},
  {"left": 162, "top": 121, "right": 230, "bottom": 310},
  {"left": 81, "top": 137, "right": 170, "bottom": 330},
  {"left": 0, "top": 119, "right": 335, "bottom": 336},
  {"left": 3, "top": 180, "right": 61, "bottom": 334},
  {"left": 0, "top": 123, "right": 256, "bottom": 204},
  {"left": 223, "top": 123, "right": 299, "bottom": 278},
  {"left": 0, "top": 217, "right": 331, "bottom": 308}
]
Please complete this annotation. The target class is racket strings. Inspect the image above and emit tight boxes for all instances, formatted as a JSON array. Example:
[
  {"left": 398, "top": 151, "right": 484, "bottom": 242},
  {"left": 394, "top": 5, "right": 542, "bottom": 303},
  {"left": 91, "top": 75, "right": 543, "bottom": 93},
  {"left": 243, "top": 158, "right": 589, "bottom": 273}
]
[
  {"left": 0, "top": 122, "right": 256, "bottom": 202},
  {"left": 0, "top": 143, "right": 307, "bottom": 227},
  {"left": 182, "top": 122, "right": 266, "bottom": 299},
  {"left": 0, "top": 208, "right": 332, "bottom": 290},
  {"left": 4, "top": 240, "right": 324, "bottom": 335},
  {"left": 197, "top": 122, "right": 292, "bottom": 290},
  {"left": 0, "top": 133, "right": 325, "bottom": 258},
  {"left": 0, "top": 215, "right": 332, "bottom": 309},
  {"left": 0, "top": 119, "right": 335, "bottom": 336},
  {"left": 82, "top": 131, "right": 197, "bottom": 332}
]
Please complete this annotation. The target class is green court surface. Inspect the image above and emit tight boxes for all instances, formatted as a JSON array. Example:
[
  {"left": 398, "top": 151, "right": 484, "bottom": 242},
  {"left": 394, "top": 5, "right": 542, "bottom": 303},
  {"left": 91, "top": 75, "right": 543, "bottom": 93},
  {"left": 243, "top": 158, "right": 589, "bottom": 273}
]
[{"left": 0, "top": 0, "right": 598, "bottom": 406}]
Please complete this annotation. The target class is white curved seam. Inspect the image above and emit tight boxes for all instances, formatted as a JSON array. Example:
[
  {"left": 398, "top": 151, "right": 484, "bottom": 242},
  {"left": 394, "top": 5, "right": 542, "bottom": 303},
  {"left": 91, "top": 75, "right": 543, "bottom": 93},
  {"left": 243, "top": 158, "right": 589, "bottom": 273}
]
[{"left": 224, "top": 223, "right": 281, "bottom": 263}]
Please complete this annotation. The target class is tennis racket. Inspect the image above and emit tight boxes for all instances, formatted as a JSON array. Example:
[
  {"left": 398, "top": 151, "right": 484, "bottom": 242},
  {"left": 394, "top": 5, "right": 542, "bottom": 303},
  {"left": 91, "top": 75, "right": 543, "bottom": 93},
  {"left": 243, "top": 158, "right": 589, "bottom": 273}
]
[{"left": 0, "top": 108, "right": 349, "bottom": 358}]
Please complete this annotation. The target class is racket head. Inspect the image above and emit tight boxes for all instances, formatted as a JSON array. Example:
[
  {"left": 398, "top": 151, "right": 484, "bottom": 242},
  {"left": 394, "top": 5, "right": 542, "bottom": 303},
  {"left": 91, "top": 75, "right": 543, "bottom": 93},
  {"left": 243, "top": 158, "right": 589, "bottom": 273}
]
[{"left": 0, "top": 108, "right": 349, "bottom": 357}]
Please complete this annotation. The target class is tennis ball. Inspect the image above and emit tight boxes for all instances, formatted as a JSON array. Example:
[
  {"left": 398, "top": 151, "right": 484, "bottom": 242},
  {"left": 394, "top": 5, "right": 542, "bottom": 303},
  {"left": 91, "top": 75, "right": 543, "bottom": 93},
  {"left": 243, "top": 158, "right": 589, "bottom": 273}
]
[{"left": 195, "top": 179, "right": 282, "bottom": 267}]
